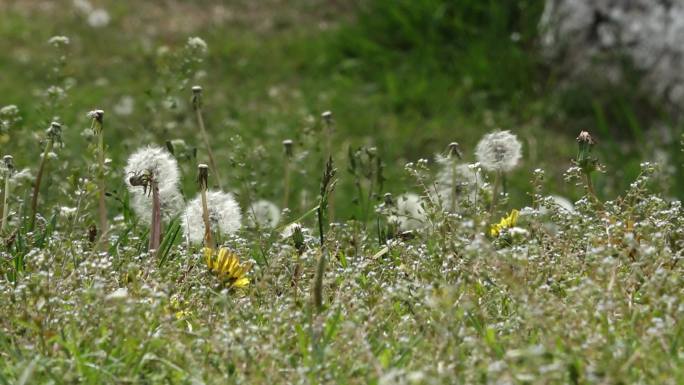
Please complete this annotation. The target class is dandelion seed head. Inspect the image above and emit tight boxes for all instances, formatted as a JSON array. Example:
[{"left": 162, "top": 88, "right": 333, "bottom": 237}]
[
  {"left": 475, "top": 130, "right": 522, "bottom": 172},
  {"left": 183, "top": 190, "right": 242, "bottom": 244},
  {"left": 113, "top": 96, "right": 134, "bottom": 116},
  {"left": 124, "top": 146, "right": 180, "bottom": 194},
  {"left": 246, "top": 200, "right": 280, "bottom": 228},
  {"left": 389, "top": 193, "right": 426, "bottom": 231},
  {"left": 131, "top": 186, "right": 184, "bottom": 224}
]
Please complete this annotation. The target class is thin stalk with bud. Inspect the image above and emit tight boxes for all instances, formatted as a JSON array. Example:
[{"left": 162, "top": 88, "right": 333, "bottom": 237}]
[
  {"left": 197, "top": 164, "right": 213, "bottom": 248},
  {"left": 575, "top": 130, "right": 602, "bottom": 205},
  {"left": 88, "top": 109, "right": 108, "bottom": 244},
  {"left": 313, "top": 156, "right": 336, "bottom": 313},
  {"left": 321, "top": 111, "right": 335, "bottom": 221},
  {"left": 30, "top": 122, "right": 62, "bottom": 230},
  {"left": 192, "top": 86, "right": 223, "bottom": 189},
  {"left": 1, "top": 155, "right": 14, "bottom": 233}
]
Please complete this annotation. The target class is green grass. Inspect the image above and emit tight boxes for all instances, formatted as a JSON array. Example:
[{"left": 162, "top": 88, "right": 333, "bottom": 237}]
[{"left": 1, "top": 1, "right": 684, "bottom": 383}]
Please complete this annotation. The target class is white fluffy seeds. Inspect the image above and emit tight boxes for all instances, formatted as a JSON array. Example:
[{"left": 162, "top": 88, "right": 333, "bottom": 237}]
[
  {"left": 246, "top": 200, "right": 281, "bottom": 228},
  {"left": 182, "top": 191, "right": 242, "bottom": 244},
  {"left": 475, "top": 130, "right": 522, "bottom": 173}
]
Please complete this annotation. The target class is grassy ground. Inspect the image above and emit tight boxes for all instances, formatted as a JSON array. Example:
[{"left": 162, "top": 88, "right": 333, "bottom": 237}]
[{"left": 1, "top": 1, "right": 684, "bottom": 383}]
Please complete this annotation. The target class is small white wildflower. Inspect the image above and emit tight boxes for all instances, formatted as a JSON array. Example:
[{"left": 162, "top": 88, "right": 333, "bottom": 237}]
[
  {"left": 124, "top": 146, "right": 180, "bottom": 194},
  {"left": 105, "top": 288, "right": 128, "bottom": 300},
  {"left": 87, "top": 9, "right": 110, "bottom": 28},
  {"left": 182, "top": 190, "right": 242, "bottom": 244},
  {"left": 10, "top": 168, "right": 33, "bottom": 185},
  {"left": 246, "top": 200, "right": 281, "bottom": 228},
  {"left": 389, "top": 193, "right": 427, "bottom": 231},
  {"left": 187, "top": 36, "right": 208, "bottom": 54},
  {"left": 0, "top": 105, "right": 19, "bottom": 116},
  {"left": 475, "top": 130, "right": 522, "bottom": 172},
  {"left": 47, "top": 36, "right": 70, "bottom": 47},
  {"left": 113, "top": 95, "right": 134, "bottom": 116},
  {"left": 59, "top": 206, "right": 77, "bottom": 217}
]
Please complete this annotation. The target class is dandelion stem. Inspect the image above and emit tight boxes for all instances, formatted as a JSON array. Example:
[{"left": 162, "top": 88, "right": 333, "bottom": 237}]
[
  {"left": 192, "top": 86, "right": 223, "bottom": 189},
  {"left": 313, "top": 249, "right": 326, "bottom": 313},
  {"left": 92, "top": 111, "right": 108, "bottom": 246},
  {"left": 198, "top": 164, "right": 213, "bottom": 248},
  {"left": 149, "top": 179, "right": 162, "bottom": 251}
]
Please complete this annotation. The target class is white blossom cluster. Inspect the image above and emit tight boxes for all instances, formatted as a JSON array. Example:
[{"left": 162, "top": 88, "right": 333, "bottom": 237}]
[{"left": 541, "top": 0, "right": 684, "bottom": 104}]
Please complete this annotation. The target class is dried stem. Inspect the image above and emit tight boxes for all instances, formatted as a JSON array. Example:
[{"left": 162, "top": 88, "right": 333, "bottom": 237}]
[{"left": 192, "top": 86, "right": 223, "bottom": 189}]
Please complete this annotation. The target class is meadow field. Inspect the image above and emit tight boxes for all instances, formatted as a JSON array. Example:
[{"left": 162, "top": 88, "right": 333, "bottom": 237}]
[{"left": 1, "top": 1, "right": 684, "bottom": 383}]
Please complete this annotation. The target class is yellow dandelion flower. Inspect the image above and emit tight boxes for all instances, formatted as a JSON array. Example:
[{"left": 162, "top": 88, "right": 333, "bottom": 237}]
[
  {"left": 203, "top": 247, "right": 252, "bottom": 288},
  {"left": 490, "top": 209, "right": 519, "bottom": 237}
]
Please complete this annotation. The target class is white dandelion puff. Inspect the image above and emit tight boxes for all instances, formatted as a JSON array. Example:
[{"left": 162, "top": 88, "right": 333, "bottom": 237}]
[
  {"left": 124, "top": 146, "right": 180, "bottom": 194},
  {"left": 389, "top": 193, "right": 427, "bottom": 231},
  {"left": 130, "top": 187, "right": 184, "bottom": 223},
  {"left": 540, "top": 195, "right": 576, "bottom": 215},
  {"left": 182, "top": 190, "right": 241, "bottom": 244},
  {"left": 113, "top": 96, "right": 134, "bottom": 116},
  {"left": 475, "top": 130, "right": 522, "bottom": 172},
  {"left": 246, "top": 200, "right": 281, "bottom": 228}
]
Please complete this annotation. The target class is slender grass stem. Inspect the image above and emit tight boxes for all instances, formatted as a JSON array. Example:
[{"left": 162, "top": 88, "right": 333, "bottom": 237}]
[
  {"left": 92, "top": 111, "right": 108, "bottom": 246},
  {"left": 30, "top": 138, "right": 54, "bottom": 231},
  {"left": 1, "top": 172, "right": 10, "bottom": 233},
  {"left": 192, "top": 86, "right": 223, "bottom": 189}
]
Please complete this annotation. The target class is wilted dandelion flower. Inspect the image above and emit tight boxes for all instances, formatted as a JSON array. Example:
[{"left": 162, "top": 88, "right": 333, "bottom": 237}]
[
  {"left": 203, "top": 247, "right": 251, "bottom": 288},
  {"left": 389, "top": 193, "right": 427, "bottom": 231},
  {"left": 183, "top": 190, "right": 241, "bottom": 244},
  {"left": 124, "top": 146, "right": 180, "bottom": 193},
  {"left": 490, "top": 209, "right": 519, "bottom": 237},
  {"left": 475, "top": 130, "right": 522, "bottom": 172},
  {"left": 246, "top": 200, "right": 280, "bottom": 228}
]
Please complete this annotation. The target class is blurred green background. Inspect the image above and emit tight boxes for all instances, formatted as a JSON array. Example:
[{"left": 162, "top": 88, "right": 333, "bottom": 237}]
[{"left": 1, "top": 0, "right": 682, "bottom": 221}]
